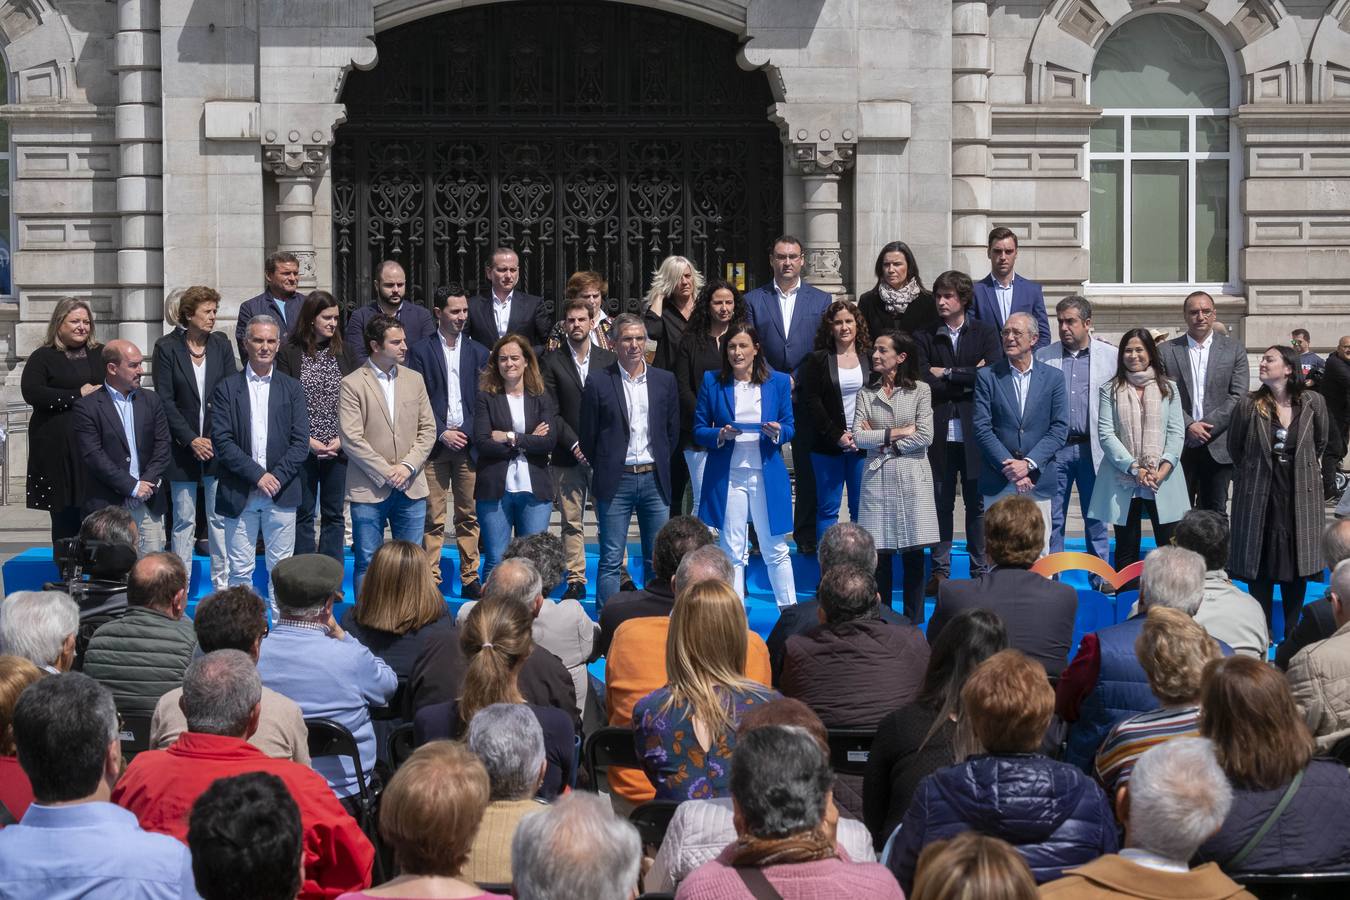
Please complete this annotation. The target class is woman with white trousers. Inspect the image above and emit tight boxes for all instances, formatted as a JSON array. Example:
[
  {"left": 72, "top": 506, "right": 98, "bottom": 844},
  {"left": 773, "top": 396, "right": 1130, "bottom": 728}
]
[{"left": 694, "top": 324, "right": 798, "bottom": 607}]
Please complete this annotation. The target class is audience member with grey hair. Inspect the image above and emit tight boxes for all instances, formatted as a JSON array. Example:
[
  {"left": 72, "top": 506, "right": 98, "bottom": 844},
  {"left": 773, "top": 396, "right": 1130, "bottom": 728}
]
[
  {"left": 598, "top": 515, "right": 713, "bottom": 657},
  {"left": 677, "top": 725, "right": 903, "bottom": 898},
  {"left": 181, "top": 650, "right": 263, "bottom": 736},
  {"left": 1041, "top": 738, "right": 1249, "bottom": 898},
  {"left": 505, "top": 531, "right": 567, "bottom": 596},
  {"left": 767, "top": 522, "right": 909, "bottom": 682},
  {"left": 1287, "top": 559, "right": 1350, "bottom": 751},
  {"left": 457, "top": 557, "right": 544, "bottom": 624},
  {"left": 110, "top": 648, "right": 377, "bottom": 895},
  {"left": 671, "top": 543, "right": 734, "bottom": 597},
  {"left": 513, "top": 791, "right": 641, "bottom": 900},
  {"left": 461, "top": 704, "right": 551, "bottom": 886},
  {"left": 1139, "top": 546, "right": 1206, "bottom": 617},
  {"left": 0, "top": 590, "right": 80, "bottom": 672},
  {"left": 0, "top": 673, "right": 199, "bottom": 896},
  {"left": 1279, "top": 518, "right": 1350, "bottom": 668}
]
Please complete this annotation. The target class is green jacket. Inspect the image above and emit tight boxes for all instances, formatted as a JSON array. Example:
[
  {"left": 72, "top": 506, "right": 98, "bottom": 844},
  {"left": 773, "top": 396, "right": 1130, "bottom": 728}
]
[{"left": 83, "top": 606, "right": 196, "bottom": 717}]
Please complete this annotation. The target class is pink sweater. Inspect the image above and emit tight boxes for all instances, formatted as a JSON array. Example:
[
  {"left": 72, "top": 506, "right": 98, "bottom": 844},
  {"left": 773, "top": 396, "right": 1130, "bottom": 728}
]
[{"left": 674, "top": 847, "right": 905, "bottom": 900}]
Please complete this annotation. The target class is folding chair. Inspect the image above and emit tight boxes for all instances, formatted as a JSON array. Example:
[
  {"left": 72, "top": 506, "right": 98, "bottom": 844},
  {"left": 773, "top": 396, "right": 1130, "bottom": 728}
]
[
  {"left": 826, "top": 727, "right": 876, "bottom": 777},
  {"left": 387, "top": 722, "right": 416, "bottom": 771},
  {"left": 305, "top": 717, "right": 385, "bottom": 882},
  {"left": 1232, "top": 870, "right": 1350, "bottom": 900},
  {"left": 629, "top": 799, "right": 682, "bottom": 851},
  {"left": 118, "top": 713, "right": 153, "bottom": 761},
  {"left": 583, "top": 725, "right": 642, "bottom": 788}
]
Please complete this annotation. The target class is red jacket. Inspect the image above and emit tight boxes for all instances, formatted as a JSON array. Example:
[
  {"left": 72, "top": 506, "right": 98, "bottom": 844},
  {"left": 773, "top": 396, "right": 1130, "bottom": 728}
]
[{"left": 111, "top": 731, "right": 373, "bottom": 899}]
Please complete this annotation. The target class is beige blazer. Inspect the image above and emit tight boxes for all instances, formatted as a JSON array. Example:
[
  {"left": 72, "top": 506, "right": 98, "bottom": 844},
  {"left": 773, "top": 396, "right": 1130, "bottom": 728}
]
[{"left": 338, "top": 363, "right": 436, "bottom": 502}]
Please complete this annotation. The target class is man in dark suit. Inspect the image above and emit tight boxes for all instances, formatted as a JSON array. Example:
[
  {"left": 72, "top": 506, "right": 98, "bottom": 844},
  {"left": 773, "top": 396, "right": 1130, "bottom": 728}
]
[
  {"left": 1157, "top": 291, "right": 1249, "bottom": 517},
  {"left": 1318, "top": 335, "right": 1350, "bottom": 500},
  {"left": 343, "top": 260, "right": 437, "bottom": 366},
  {"left": 972, "top": 311, "right": 1069, "bottom": 551},
  {"left": 971, "top": 227, "right": 1051, "bottom": 351},
  {"left": 542, "top": 296, "right": 617, "bottom": 600},
  {"left": 407, "top": 284, "right": 490, "bottom": 595},
  {"left": 916, "top": 269, "right": 1002, "bottom": 591},
  {"left": 467, "top": 247, "right": 552, "bottom": 356},
  {"left": 234, "top": 251, "right": 305, "bottom": 360},
  {"left": 73, "top": 340, "right": 171, "bottom": 554},
  {"left": 928, "top": 494, "right": 1078, "bottom": 677},
  {"left": 579, "top": 314, "right": 680, "bottom": 608},
  {"left": 210, "top": 316, "right": 311, "bottom": 602},
  {"left": 742, "top": 234, "right": 833, "bottom": 553}
]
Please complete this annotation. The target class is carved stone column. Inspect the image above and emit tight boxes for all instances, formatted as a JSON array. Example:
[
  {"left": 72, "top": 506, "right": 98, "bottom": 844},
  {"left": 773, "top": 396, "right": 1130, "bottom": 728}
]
[
  {"left": 788, "top": 138, "right": 855, "bottom": 297},
  {"left": 262, "top": 142, "right": 328, "bottom": 290}
]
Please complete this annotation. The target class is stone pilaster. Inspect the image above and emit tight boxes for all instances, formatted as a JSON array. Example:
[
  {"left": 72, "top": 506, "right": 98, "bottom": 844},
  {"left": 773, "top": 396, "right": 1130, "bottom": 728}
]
[
  {"left": 781, "top": 126, "right": 856, "bottom": 297},
  {"left": 951, "top": 1, "right": 991, "bottom": 275},
  {"left": 263, "top": 143, "right": 329, "bottom": 289}
]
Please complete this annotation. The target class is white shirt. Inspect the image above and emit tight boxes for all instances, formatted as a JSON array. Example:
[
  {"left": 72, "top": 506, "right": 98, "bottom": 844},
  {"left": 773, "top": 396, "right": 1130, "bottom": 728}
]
[
  {"left": 1010, "top": 360, "right": 1033, "bottom": 417},
  {"left": 245, "top": 365, "right": 272, "bottom": 474},
  {"left": 192, "top": 359, "right": 208, "bottom": 435},
  {"left": 369, "top": 360, "right": 398, "bottom": 422},
  {"left": 621, "top": 363, "right": 654, "bottom": 466},
  {"left": 774, "top": 279, "right": 800, "bottom": 340},
  {"left": 730, "top": 380, "right": 763, "bottom": 470},
  {"left": 994, "top": 278, "right": 1014, "bottom": 324},
  {"left": 1118, "top": 848, "right": 1190, "bottom": 874},
  {"left": 492, "top": 291, "right": 514, "bottom": 338},
  {"left": 838, "top": 364, "right": 864, "bottom": 439},
  {"left": 440, "top": 332, "right": 464, "bottom": 429},
  {"left": 106, "top": 384, "right": 141, "bottom": 487},
  {"left": 505, "top": 392, "right": 530, "bottom": 493},
  {"left": 1187, "top": 332, "right": 1213, "bottom": 420},
  {"left": 568, "top": 341, "right": 592, "bottom": 386},
  {"left": 943, "top": 320, "right": 965, "bottom": 442}
]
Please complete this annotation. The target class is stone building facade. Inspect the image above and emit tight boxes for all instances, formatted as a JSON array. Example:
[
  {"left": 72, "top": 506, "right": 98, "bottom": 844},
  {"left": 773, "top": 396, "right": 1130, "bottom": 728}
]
[{"left": 0, "top": 0, "right": 1348, "bottom": 464}]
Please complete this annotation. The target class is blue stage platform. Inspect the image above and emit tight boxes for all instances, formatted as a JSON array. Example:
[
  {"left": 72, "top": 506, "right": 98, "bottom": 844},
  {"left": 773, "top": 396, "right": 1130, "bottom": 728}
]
[{"left": 2, "top": 539, "right": 1326, "bottom": 657}]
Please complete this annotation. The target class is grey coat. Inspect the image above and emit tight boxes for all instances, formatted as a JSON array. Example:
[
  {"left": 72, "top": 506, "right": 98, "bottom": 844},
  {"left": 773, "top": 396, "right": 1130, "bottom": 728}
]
[
  {"left": 1157, "top": 333, "right": 1249, "bottom": 465},
  {"left": 1227, "top": 392, "right": 1328, "bottom": 581}
]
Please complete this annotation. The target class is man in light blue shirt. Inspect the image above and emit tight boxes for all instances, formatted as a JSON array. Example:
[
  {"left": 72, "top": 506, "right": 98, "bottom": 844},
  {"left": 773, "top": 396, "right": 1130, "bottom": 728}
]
[
  {"left": 256, "top": 554, "right": 397, "bottom": 801},
  {"left": 0, "top": 673, "right": 199, "bottom": 899}
]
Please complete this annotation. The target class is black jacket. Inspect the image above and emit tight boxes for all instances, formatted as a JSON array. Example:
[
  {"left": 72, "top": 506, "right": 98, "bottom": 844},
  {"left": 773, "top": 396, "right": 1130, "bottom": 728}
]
[
  {"left": 767, "top": 599, "right": 910, "bottom": 684},
  {"left": 472, "top": 391, "right": 559, "bottom": 501},
  {"left": 858, "top": 286, "right": 940, "bottom": 343},
  {"left": 928, "top": 567, "right": 1078, "bottom": 677},
  {"left": 798, "top": 348, "right": 867, "bottom": 456},
  {"left": 780, "top": 617, "right": 930, "bottom": 727},
  {"left": 72, "top": 386, "right": 172, "bottom": 516},
  {"left": 914, "top": 317, "right": 1002, "bottom": 475},
  {"left": 152, "top": 330, "right": 237, "bottom": 482},
  {"left": 467, "top": 292, "right": 552, "bottom": 356},
  {"left": 672, "top": 334, "right": 724, "bottom": 448},
  {"left": 540, "top": 344, "right": 617, "bottom": 466}
]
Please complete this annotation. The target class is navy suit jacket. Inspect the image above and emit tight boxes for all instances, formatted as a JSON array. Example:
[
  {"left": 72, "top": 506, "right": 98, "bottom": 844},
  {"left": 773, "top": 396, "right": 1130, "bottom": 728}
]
[
  {"left": 972, "top": 274, "right": 1051, "bottom": 350},
  {"left": 73, "top": 386, "right": 172, "bottom": 516},
  {"left": 235, "top": 291, "right": 305, "bottom": 360},
  {"left": 209, "top": 368, "right": 312, "bottom": 518},
  {"left": 972, "top": 358, "right": 1068, "bottom": 499},
  {"left": 467, "top": 292, "right": 552, "bottom": 357},
  {"left": 742, "top": 281, "right": 832, "bottom": 378},
  {"left": 407, "top": 332, "right": 490, "bottom": 460},
  {"left": 579, "top": 363, "right": 680, "bottom": 505}
]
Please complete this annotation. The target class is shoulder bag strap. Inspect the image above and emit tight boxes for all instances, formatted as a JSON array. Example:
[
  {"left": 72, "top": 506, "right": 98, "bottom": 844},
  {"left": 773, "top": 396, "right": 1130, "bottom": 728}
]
[
  {"left": 0, "top": 798, "right": 15, "bottom": 827},
  {"left": 1226, "top": 767, "right": 1306, "bottom": 870},
  {"left": 734, "top": 866, "right": 785, "bottom": 900}
]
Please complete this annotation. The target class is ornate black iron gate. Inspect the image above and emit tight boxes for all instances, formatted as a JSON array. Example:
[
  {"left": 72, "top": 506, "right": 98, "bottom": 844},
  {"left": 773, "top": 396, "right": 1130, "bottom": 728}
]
[{"left": 332, "top": 2, "right": 784, "bottom": 317}]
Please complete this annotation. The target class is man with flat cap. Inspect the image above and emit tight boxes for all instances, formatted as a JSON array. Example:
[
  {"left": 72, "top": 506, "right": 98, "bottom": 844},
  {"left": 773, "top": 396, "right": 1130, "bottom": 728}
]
[{"left": 256, "top": 554, "right": 397, "bottom": 807}]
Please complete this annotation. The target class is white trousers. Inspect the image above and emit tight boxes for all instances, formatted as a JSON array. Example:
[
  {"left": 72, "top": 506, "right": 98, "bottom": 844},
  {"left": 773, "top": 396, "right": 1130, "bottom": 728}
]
[
  {"left": 684, "top": 448, "right": 708, "bottom": 519},
  {"left": 224, "top": 493, "right": 297, "bottom": 602},
  {"left": 983, "top": 487, "right": 1052, "bottom": 557},
  {"left": 720, "top": 467, "right": 796, "bottom": 607},
  {"left": 128, "top": 502, "right": 165, "bottom": 555}
]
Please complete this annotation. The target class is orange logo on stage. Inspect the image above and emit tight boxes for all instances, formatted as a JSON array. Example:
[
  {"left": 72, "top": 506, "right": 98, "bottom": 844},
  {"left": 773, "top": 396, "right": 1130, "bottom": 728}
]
[{"left": 1030, "top": 552, "right": 1143, "bottom": 591}]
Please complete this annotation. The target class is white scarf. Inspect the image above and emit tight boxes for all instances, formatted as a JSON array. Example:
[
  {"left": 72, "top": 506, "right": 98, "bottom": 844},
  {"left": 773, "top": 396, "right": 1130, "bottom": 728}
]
[{"left": 1118, "top": 368, "right": 1164, "bottom": 469}]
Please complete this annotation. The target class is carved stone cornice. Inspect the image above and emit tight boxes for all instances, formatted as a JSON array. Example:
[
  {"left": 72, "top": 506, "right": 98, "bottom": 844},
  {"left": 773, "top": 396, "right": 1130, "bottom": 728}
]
[
  {"left": 262, "top": 143, "right": 329, "bottom": 178},
  {"left": 789, "top": 139, "right": 856, "bottom": 175}
]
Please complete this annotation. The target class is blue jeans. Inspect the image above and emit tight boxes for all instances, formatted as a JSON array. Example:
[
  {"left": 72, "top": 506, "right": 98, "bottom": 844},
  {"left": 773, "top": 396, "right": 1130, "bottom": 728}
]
[
  {"left": 810, "top": 450, "right": 864, "bottom": 538},
  {"left": 477, "top": 491, "right": 553, "bottom": 583},
  {"left": 596, "top": 471, "right": 669, "bottom": 609},
  {"left": 351, "top": 492, "right": 427, "bottom": 595},
  {"left": 1050, "top": 440, "right": 1110, "bottom": 561}
]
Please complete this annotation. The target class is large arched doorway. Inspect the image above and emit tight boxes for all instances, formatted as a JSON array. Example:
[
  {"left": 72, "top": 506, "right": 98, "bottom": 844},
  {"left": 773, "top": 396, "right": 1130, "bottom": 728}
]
[{"left": 332, "top": 1, "right": 783, "bottom": 314}]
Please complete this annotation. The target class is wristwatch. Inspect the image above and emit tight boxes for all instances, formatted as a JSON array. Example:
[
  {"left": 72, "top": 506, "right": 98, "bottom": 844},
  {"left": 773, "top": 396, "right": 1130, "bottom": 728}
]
[
  {"left": 942, "top": 368, "right": 951, "bottom": 380},
  {"left": 506, "top": 431, "right": 516, "bottom": 445}
]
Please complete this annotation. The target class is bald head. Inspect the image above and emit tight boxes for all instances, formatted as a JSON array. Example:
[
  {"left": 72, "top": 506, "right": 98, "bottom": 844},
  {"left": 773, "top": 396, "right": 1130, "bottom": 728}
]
[
  {"left": 102, "top": 339, "right": 144, "bottom": 392},
  {"left": 483, "top": 558, "right": 544, "bottom": 615},
  {"left": 128, "top": 551, "right": 189, "bottom": 618}
]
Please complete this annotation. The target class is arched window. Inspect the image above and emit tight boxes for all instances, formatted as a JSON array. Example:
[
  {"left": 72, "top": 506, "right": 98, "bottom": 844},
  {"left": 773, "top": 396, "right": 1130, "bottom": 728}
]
[{"left": 1088, "top": 14, "right": 1235, "bottom": 287}]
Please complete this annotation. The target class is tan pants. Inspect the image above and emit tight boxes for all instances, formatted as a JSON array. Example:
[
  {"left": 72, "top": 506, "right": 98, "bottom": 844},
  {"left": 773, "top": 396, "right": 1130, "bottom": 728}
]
[
  {"left": 553, "top": 463, "right": 592, "bottom": 585},
  {"left": 424, "top": 449, "right": 479, "bottom": 585}
]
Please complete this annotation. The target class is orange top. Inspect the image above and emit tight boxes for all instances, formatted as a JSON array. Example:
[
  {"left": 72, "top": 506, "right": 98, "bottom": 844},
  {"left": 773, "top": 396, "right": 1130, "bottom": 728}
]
[{"left": 604, "top": 616, "right": 772, "bottom": 802}]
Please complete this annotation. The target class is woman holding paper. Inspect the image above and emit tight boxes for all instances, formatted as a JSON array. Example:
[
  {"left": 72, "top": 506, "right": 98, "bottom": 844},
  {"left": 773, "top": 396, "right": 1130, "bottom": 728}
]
[{"left": 694, "top": 324, "right": 798, "bottom": 607}]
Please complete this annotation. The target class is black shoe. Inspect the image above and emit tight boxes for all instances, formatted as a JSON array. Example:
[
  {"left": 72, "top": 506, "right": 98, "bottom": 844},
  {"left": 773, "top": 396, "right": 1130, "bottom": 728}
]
[
  {"left": 619, "top": 578, "right": 637, "bottom": 594},
  {"left": 924, "top": 573, "right": 945, "bottom": 597},
  {"left": 563, "top": 582, "right": 586, "bottom": 601},
  {"left": 460, "top": 580, "right": 482, "bottom": 600}
]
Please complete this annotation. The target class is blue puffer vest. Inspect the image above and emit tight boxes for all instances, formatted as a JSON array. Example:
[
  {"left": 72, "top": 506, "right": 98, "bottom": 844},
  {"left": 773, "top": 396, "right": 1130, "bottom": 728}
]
[{"left": 1064, "top": 615, "right": 1231, "bottom": 771}]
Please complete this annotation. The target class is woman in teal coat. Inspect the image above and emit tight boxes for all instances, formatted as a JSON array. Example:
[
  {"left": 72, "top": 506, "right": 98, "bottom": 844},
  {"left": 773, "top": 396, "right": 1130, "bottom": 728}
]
[
  {"left": 694, "top": 323, "right": 797, "bottom": 607},
  {"left": 1088, "top": 328, "right": 1189, "bottom": 576}
]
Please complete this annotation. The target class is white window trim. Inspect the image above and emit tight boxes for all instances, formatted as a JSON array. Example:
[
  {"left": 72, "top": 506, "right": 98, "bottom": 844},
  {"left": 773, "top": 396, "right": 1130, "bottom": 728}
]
[{"left": 1083, "top": 9, "right": 1243, "bottom": 298}]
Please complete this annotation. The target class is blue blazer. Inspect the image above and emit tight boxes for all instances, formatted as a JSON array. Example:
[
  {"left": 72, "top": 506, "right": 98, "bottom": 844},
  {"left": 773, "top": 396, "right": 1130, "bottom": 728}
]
[
  {"left": 235, "top": 291, "right": 305, "bottom": 360},
  {"left": 579, "top": 363, "right": 680, "bottom": 505},
  {"left": 742, "top": 281, "right": 832, "bottom": 377},
  {"left": 209, "top": 368, "right": 312, "bottom": 518},
  {"left": 72, "top": 386, "right": 172, "bottom": 516},
  {"left": 406, "top": 332, "right": 490, "bottom": 460},
  {"left": 693, "top": 370, "right": 796, "bottom": 535},
  {"left": 972, "top": 274, "right": 1051, "bottom": 350},
  {"left": 972, "top": 359, "right": 1068, "bottom": 499}
]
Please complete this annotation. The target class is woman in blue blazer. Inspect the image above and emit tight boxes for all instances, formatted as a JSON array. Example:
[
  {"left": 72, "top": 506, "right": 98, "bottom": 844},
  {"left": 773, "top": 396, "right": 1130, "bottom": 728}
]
[
  {"left": 1087, "top": 328, "right": 1189, "bottom": 577},
  {"left": 694, "top": 324, "right": 797, "bottom": 607}
]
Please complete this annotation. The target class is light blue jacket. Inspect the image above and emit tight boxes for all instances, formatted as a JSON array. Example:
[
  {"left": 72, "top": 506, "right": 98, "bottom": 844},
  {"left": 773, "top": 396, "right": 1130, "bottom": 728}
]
[
  {"left": 694, "top": 369, "right": 795, "bottom": 535},
  {"left": 1087, "top": 379, "right": 1190, "bottom": 526}
]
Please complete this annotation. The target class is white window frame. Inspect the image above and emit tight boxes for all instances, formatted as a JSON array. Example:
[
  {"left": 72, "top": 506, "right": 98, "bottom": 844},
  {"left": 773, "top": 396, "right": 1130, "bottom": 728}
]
[{"left": 1084, "top": 10, "right": 1242, "bottom": 297}]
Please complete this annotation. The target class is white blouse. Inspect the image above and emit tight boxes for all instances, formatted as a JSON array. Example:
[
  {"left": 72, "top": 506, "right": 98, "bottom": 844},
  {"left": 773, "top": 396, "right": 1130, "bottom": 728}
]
[
  {"left": 505, "top": 393, "right": 530, "bottom": 493},
  {"left": 730, "top": 380, "right": 762, "bottom": 470},
  {"left": 838, "top": 362, "right": 864, "bottom": 435}
]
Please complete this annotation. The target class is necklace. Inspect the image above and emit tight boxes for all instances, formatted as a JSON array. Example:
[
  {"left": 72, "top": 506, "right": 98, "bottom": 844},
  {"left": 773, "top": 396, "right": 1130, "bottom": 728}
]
[{"left": 187, "top": 345, "right": 206, "bottom": 359}]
